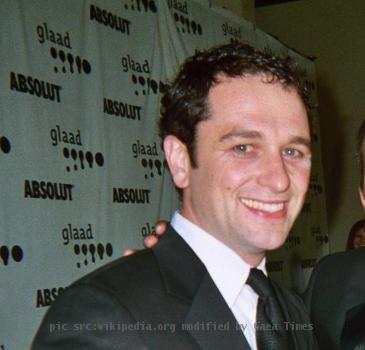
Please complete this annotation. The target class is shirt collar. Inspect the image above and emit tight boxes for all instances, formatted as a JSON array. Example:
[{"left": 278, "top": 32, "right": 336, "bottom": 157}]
[{"left": 171, "top": 211, "right": 267, "bottom": 307}]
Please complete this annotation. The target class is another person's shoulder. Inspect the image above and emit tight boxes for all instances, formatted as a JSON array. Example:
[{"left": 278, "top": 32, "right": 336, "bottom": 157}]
[{"left": 313, "top": 247, "right": 365, "bottom": 273}]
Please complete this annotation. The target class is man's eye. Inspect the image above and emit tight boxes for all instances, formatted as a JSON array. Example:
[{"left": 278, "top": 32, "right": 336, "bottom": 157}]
[
  {"left": 234, "top": 144, "right": 252, "bottom": 153},
  {"left": 284, "top": 148, "right": 302, "bottom": 157}
]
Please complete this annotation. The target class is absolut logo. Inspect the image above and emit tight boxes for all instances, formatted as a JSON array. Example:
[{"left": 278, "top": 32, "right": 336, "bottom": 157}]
[
  {"left": 36, "top": 286, "right": 66, "bottom": 308},
  {"left": 10, "top": 72, "right": 62, "bottom": 103},
  {"left": 103, "top": 98, "right": 142, "bottom": 121},
  {"left": 24, "top": 180, "right": 74, "bottom": 201},
  {"left": 90, "top": 4, "right": 131, "bottom": 35},
  {"left": 112, "top": 187, "right": 150, "bottom": 204}
]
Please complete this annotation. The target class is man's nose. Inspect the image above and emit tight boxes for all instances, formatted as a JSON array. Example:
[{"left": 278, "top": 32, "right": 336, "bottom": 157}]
[{"left": 257, "top": 153, "right": 290, "bottom": 193}]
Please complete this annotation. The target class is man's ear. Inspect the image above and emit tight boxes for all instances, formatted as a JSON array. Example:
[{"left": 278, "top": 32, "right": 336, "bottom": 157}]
[
  {"left": 359, "top": 187, "right": 365, "bottom": 211},
  {"left": 163, "top": 135, "right": 191, "bottom": 189}
]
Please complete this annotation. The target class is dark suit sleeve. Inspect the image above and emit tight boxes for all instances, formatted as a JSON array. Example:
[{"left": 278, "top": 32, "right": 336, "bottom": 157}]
[{"left": 31, "top": 283, "right": 147, "bottom": 350}]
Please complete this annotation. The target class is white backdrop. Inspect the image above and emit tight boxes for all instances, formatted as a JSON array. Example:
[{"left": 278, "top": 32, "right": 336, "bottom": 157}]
[{"left": 0, "top": 1, "right": 328, "bottom": 349}]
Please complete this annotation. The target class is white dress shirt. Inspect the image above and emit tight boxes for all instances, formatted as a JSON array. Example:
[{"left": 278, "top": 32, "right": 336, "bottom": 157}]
[{"left": 171, "top": 211, "right": 267, "bottom": 350}]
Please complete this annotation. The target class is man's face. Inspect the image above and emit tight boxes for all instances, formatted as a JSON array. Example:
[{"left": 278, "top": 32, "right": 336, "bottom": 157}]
[{"left": 166, "top": 74, "right": 311, "bottom": 265}]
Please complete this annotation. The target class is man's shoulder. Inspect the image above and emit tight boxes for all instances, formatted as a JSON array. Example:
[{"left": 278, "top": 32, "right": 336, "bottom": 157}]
[{"left": 73, "top": 248, "right": 163, "bottom": 298}]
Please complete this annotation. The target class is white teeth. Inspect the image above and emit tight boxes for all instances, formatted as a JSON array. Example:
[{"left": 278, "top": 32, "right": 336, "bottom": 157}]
[{"left": 240, "top": 198, "right": 284, "bottom": 213}]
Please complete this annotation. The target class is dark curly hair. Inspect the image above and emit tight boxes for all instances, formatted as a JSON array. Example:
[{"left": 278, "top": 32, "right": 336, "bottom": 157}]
[
  {"left": 356, "top": 120, "right": 365, "bottom": 189},
  {"left": 159, "top": 42, "right": 311, "bottom": 166}
]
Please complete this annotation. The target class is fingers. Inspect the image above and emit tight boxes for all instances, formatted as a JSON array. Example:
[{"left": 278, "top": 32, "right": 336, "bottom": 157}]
[
  {"left": 155, "top": 220, "right": 169, "bottom": 236},
  {"left": 123, "top": 220, "right": 170, "bottom": 255},
  {"left": 123, "top": 248, "right": 137, "bottom": 257},
  {"left": 144, "top": 234, "right": 159, "bottom": 248},
  {"left": 142, "top": 220, "right": 169, "bottom": 248}
]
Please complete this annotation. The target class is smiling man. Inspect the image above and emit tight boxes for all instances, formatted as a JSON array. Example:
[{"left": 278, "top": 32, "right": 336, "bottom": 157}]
[{"left": 33, "top": 43, "right": 317, "bottom": 350}]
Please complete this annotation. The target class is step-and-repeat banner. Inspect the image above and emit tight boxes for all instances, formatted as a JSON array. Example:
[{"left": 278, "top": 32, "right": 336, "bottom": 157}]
[{"left": 1, "top": 0, "right": 328, "bottom": 348}]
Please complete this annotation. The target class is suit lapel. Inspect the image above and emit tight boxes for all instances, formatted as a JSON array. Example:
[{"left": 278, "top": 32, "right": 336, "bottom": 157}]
[
  {"left": 185, "top": 272, "right": 251, "bottom": 350},
  {"left": 153, "top": 226, "right": 251, "bottom": 350}
]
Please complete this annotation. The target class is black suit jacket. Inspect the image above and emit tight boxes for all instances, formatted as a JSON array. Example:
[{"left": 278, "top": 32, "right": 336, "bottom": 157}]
[
  {"left": 32, "top": 226, "right": 317, "bottom": 349},
  {"left": 304, "top": 248, "right": 365, "bottom": 350}
]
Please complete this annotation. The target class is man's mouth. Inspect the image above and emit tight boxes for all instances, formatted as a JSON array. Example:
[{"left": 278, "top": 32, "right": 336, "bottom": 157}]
[{"left": 240, "top": 198, "right": 285, "bottom": 213}]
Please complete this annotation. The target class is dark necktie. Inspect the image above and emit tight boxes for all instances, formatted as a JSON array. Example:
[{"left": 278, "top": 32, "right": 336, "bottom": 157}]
[{"left": 246, "top": 268, "right": 293, "bottom": 350}]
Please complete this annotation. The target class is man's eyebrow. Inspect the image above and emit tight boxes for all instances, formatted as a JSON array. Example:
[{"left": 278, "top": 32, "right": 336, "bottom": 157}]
[
  {"left": 219, "top": 132, "right": 311, "bottom": 148},
  {"left": 289, "top": 136, "right": 311, "bottom": 148},
  {"left": 219, "top": 130, "right": 262, "bottom": 142}
]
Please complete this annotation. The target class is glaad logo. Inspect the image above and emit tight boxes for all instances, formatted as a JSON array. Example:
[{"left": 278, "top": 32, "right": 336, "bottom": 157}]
[
  {"left": 61, "top": 223, "right": 94, "bottom": 246},
  {"left": 301, "top": 258, "right": 316, "bottom": 269},
  {"left": 36, "top": 286, "right": 66, "bottom": 308},
  {"left": 168, "top": 2, "right": 202, "bottom": 36},
  {"left": 63, "top": 147, "right": 104, "bottom": 172},
  {"left": 168, "top": 0, "right": 188, "bottom": 14},
  {"left": 124, "top": 0, "right": 157, "bottom": 13},
  {"left": 60, "top": 223, "right": 113, "bottom": 268},
  {"left": 0, "top": 136, "right": 11, "bottom": 154},
  {"left": 311, "top": 225, "right": 328, "bottom": 246},
  {"left": 285, "top": 232, "right": 301, "bottom": 251},
  {"left": 36, "top": 22, "right": 72, "bottom": 48},
  {"left": 120, "top": 54, "right": 167, "bottom": 96},
  {"left": 50, "top": 125, "right": 82, "bottom": 147},
  {"left": 267, "top": 260, "right": 284, "bottom": 273},
  {"left": 90, "top": 4, "right": 131, "bottom": 36},
  {"left": 131, "top": 74, "right": 167, "bottom": 96},
  {"left": 35, "top": 23, "right": 91, "bottom": 75},
  {"left": 309, "top": 177, "right": 323, "bottom": 196},
  {"left": 73, "top": 242, "right": 113, "bottom": 268},
  {"left": 131, "top": 140, "right": 166, "bottom": 179},
  {"left": 0, "top": 245, "right": 23, "bottom": 266},
  {"left": 50, "top": 47, "right": 91, "bottom": 75},
  {"left": 173, "top": 13, "right": 202, "bottom": 35},
  {"left": 222, "top": 22, "right": 242, "bottom": 41}
]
